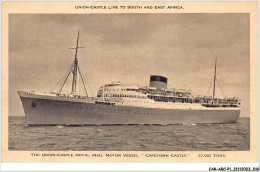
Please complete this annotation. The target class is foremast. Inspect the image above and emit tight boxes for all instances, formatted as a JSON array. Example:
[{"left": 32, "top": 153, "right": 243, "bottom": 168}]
[
  {"left": 58, "top": 30, "right": 88, "bottom": 96},
  {"left": 71, "top": 31, "right": 80, "bottom": 94}
]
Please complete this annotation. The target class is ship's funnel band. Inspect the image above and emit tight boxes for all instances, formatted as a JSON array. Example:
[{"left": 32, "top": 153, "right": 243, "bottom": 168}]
[
  {"left": 150, "top": 75, "right": 168, "bottom": 89},
  {"left": 150, "top": 75, "right": 167, "bottom": 83}
]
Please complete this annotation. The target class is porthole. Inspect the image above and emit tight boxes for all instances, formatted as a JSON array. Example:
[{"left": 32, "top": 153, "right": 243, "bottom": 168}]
[{"left": 32, "top": 101, "right": 37, "bottom": 107}]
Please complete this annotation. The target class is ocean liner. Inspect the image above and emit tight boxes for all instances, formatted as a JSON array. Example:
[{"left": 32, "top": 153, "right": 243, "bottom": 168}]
[{"left": 18, "top": 31, "right": 241, "bottom": 125}]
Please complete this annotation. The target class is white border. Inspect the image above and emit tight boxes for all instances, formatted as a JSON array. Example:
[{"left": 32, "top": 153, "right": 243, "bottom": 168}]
[
  {"left": 1, "top": 162, "right": 260, "bottom": 171},
  {"left": 1, "top": 0, "right": 259, "bottom": 171}
]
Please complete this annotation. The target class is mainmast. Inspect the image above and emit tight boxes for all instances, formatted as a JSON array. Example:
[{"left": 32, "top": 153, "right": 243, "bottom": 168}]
[{"left": 212, "top": 57, "right": 217, "bottom": 104}]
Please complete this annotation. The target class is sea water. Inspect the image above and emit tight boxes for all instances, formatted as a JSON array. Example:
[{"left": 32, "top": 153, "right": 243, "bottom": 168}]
[{"left": 8, "top": 116, "right": 249, "bottom": 151}]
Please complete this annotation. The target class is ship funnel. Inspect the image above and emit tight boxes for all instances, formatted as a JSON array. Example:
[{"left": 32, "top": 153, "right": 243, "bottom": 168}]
[{"left": 149, "top": 75, "right": 167, "bottom": 90}]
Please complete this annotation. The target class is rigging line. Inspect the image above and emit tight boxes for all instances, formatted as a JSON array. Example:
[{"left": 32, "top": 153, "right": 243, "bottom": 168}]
[
  {"left": 206, "top": 79, "right": 214, "bottom": 96},
  {"left": 77, "top": 64, "right": 88, "bottom": 97},
  {"left": 46, "top": 66, "right": 53, "bottom": 91},
  {"left": 78, "top": 63, "right": 94, "bottom": 97},
  {"left": 45, "top": 51, "right": 72, "bottom": 89},
  {"left": 51, "top": 72, "right": 68, "bottom": 92},
  {"left": 51, "top": 73, "right": 68, "bottom": 92},
  {"left": 59, "top": 69, "right": 72, "bottom": 94},
  {"left": 51, "top": 62, "right": 74, "bottom": 92},
  {"left": 86, "top": 75, "right": 94, "bottom": 97},
  {"left": 216, "top": 78, "right": 225, "bottom": 98},
  {"left": 58, "top": 62, "right": 74, "bottom": 78},
  {"left": 82, "top": 65, "right": 94, "bottom": 97},
  {"left": 51, "top": 61, "right": 74, "bottom": 91}
]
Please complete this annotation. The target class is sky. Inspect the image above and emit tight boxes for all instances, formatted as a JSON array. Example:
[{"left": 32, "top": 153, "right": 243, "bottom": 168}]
[{"left": 9, "top": 14, "right": 250, "bottom": 117}]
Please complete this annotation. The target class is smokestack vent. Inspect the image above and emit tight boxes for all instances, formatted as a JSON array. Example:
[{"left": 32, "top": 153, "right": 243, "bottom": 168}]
[{"left": 149, "top": 75, "right": 168, "bottom": 89}]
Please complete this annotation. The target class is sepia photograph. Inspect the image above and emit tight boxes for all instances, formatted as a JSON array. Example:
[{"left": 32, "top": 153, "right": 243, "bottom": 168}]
[
  {"left": 8, "top": 13, "right": 250, "bottom": 151},
  {"left": 1, "top": 1, "right": 258, "bottom": 166}
]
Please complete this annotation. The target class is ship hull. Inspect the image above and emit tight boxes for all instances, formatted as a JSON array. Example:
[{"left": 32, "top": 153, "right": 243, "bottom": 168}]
[{"left": 18, "top": 92, "right": 240, "bottom": 125}]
